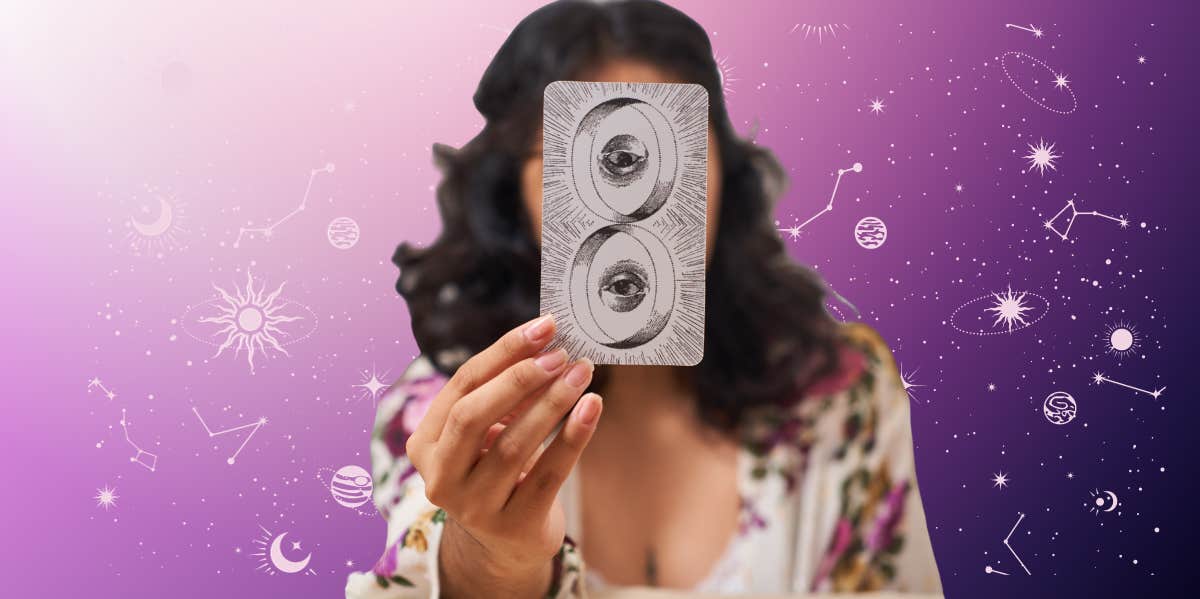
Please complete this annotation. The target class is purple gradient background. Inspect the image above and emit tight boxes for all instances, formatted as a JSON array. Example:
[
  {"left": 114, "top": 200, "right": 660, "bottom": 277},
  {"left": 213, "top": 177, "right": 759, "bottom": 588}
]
[{"left": 1, "top": 1, "right": 1192, "bottom": 597}]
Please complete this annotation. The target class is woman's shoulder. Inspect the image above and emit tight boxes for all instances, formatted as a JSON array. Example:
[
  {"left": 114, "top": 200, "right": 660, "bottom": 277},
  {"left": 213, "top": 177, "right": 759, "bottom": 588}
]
[
  {"left": 365, "top": 356, "right": 449, "bottom": 516},
  {"left": 375, "top": 356, "right": 449, "bottom": 460},
  {"left": 807, "top": 323, "right": 910, "bottom": 460},
  {"left": 739, "top": 323, "right": 906, "bottom": 457},
  {"left": 801, "top": 322, "right": 903, "bottom": 402}
]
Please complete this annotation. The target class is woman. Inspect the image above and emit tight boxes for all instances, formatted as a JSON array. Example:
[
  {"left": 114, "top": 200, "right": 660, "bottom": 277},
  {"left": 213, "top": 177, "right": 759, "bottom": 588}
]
[{"left": 347, "top": 1, "right": 941, "bottom": 596}]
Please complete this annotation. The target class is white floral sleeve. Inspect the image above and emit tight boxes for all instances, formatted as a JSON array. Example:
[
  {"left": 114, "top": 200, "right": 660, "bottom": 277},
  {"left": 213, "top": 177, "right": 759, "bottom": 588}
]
[
  {"left": 345, "top": 357, "right": 587, "bottom": 599},
  {"left": 796, "top": 325, "right": 943, "bottom": 593}
]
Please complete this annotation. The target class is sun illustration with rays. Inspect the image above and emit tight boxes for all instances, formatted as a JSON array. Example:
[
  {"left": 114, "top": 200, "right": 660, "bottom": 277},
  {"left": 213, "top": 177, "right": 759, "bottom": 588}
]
[
  {"left": 714, "top": 51, "right": 738, "bottom": 97},
  {"left": 1100, "top": 321, "right": 1141, "bottom": 360},
  {"left": 986, "top": 286, "right": 1035, "bottom": 332},
  {"left": 190, "top": 271, "right": 315, "bottom": 374}
]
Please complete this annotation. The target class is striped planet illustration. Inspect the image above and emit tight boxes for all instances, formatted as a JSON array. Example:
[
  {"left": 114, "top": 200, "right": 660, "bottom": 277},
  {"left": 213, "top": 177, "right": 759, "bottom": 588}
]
[
  {"left": 853, "top": 216, "right": 887, "bottom": 249},
  {"left": 327, "top": 216, "right": 361, "bottom": 250}
]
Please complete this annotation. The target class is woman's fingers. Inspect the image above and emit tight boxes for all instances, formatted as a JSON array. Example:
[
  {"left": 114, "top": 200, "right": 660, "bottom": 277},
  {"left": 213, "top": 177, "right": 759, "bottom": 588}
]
[
  {"left": 469, "top": 358, "right": 595, "bottom": 505},
  {"left": 413, "top": 315, "right": 557, "bottom": 447},
  {"left": 508, "top": 393, "right": 603, "bottom": 516},
  {"left": 449, "top": 315, "right": 558, "bottom": 395},
  {"left": 434, "top": 350, "right": 569, "bottom": 480}
]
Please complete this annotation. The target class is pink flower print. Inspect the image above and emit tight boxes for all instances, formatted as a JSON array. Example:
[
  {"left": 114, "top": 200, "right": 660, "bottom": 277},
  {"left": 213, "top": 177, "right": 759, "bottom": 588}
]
[
  {"left": 866, "top": 481, "right": 909, "bottom": 554},
  {"left": 812, "top": 517, "right": 855, "bottom": 590}
]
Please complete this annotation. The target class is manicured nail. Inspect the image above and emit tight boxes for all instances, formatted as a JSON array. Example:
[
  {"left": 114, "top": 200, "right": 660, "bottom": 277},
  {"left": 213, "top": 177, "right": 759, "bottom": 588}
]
[
  {"left": 577, "top": 393, "right": 602, "bottom": 426},
  {"left": 534, "top": 349, "right": 567, "bottom": 372},
  {"left": 523, "top": 315, "right": 554, "bottom": 343},
  {"left": 564, "top": 358, "right": 594, "bottom": 388}
]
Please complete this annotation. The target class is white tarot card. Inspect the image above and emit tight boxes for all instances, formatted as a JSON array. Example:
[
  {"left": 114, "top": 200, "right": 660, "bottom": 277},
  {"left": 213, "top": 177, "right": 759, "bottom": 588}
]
[{"left": 540, "top": 81, "right": 708, "bottom": 365}]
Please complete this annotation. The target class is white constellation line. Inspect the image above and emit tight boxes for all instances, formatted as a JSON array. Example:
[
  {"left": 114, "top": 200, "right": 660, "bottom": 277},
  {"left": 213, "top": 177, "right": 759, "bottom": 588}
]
[
  {"left": 1044, "top": 200, "right": 1128, "bottom": 240},
  {"left": 192, "top": 407, "right": 268, "bottom": 465},
  {"left": 233, "top": 163, "right": 335, "bottom": 248},
  {"left": 120, "top": 408, "right": 158, "bottom": 472},
  {"left": 87, "top": 377, "right": 116, "bottom": 400},
  {"left": 778, "top": 162, "right": 863, "bottom": 240},
  {"left": 1004, "top": 23, "right": 1044, "bottom": 38},
  {"left": 1092, "top": 372, "right": 1165, "bottom": 399},
  {"left": 1003, "top": 512, "right": 1031, "bottom": 576}
]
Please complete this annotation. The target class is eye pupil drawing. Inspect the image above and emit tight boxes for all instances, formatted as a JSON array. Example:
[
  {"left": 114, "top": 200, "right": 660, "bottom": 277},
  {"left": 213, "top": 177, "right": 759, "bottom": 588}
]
[
  {"left": 598, "top": 259, "right": 649, "bottom": 312},
  {"left": 599, "top": 134, "right": 649, "bottom": 182},
  {"left": 542, "top": 81, "right": 708, "bottom": 364}
]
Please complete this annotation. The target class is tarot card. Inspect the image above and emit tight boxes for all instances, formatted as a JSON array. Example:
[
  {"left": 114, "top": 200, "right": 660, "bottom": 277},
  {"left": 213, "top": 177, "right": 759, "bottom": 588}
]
[{"left": 540, "top": 81, "right": 708, "bottom": 365}]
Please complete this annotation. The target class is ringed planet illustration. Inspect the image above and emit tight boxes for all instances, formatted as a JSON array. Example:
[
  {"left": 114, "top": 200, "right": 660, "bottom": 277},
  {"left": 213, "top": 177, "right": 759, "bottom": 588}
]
[
  {"left": 950, "top": 286, "right": 1050, "bottom": 336},
  {"left": 999, "top": 51, "right": 1078, "bottom": 115},
  {"left": 330, "top": 465, "right": 374, "bottom": 509}
]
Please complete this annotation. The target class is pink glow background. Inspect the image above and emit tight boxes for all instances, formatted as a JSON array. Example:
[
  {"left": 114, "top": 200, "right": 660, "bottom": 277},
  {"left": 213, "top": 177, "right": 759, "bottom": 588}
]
[{"left": 1, "top": 1, "right": 1187, "bottom": 596}]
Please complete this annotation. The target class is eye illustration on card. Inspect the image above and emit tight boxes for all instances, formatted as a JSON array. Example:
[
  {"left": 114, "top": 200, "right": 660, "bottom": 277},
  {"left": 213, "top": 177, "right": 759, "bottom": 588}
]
[
  {"left": 572, "top": 97, "right": 677, "bottom": 223},
  {"left": 598, "top": 135, "right": 648, "bottom": 183},
  {"left": 598, "top": 259, "right": 648, "bottom": 312},
  {"left": 541, "top": 82, "right": 707, "bottom": 365},
  {"left": 569, "top": 224, "right": 674, "bottom": 349}
]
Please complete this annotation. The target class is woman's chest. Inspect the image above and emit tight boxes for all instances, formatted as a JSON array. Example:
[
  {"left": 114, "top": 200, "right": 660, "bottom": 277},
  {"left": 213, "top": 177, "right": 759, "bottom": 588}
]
[{"left": 575, "top": 424, "right": 743, "bottom": 589}]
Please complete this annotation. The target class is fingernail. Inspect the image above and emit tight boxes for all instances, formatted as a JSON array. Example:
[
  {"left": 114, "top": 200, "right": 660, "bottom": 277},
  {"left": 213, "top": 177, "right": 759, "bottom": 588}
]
[
  {"left": 577, "top": 393, "right": 602, "bottom": 426},
  {"left": 523, "top": 315, "right": 554, "bottom": 343},
  {"left": 534, "top": 349, "right": 567, "bottom": 372},
  {"left": 564, "top": 359, "right": 594, "bottom": 388}
]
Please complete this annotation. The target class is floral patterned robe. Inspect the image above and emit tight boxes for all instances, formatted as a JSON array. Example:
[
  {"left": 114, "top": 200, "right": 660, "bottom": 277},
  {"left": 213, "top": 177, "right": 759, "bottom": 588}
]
[{"left": 345, "top": 324, "right": 942, "bottom": 597}]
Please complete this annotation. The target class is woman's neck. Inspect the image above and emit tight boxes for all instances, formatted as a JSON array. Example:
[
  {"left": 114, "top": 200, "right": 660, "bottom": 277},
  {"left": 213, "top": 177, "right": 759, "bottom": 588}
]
[{"left": 594, "top": 364, "right": 695, "bottom": 425}]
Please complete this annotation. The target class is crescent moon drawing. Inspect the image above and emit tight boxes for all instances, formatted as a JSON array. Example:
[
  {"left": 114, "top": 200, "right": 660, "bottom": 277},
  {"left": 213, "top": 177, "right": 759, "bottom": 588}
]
[
  {"left": 268, "top": 532, "right": 312, "bottom": 574},
  {"left": 1103, "top": 491, "right": 1119, "bottom": 512},
  {"left": 131, "top": 197, "right": 174, "bottom": 237},
  {"left": 1088, "top": 488, "right": 1120, "bottom": 515}
]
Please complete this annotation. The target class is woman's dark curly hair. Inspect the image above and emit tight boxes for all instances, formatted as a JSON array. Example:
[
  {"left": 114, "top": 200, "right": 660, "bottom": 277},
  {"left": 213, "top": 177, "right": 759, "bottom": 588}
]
[{"left": 394, "top": 0, "right": 842, "bottom": 432}]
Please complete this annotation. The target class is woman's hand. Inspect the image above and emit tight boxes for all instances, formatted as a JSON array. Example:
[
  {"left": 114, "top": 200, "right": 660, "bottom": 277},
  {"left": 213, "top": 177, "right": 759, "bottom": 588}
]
[{"left": 406, "top": 315, "right": 602, "bottom": 598}]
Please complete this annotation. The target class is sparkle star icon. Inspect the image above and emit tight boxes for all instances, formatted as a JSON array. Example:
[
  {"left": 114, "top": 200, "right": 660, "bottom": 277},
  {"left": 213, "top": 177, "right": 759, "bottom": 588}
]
[
  {"left": 292, "top": 541, "right": 302, "bottom": 551},
  {"left": 1067, "top": 472, "right": 1075, "bottom": 479},
  {"left": 1137, "top": 55, "right": 1147, "bottom": 64},
  {"left": 95, "top": 485, "right": 119, "bottom": 510},
  {"left": 954, "top": 183, "right": 964, "bottom": 193},
  {"left": 355, "top": 365, "right": 392, "bottom": 406},
  {"left": 1024, "top": 138, "right": 1061, "bottom": 176},
  {"left": 869, "top": 98, "right": 885, "bottom": 114},
  {"left": 987, "top": 383, "right": 996, "bottom": 392},
  {"left": 776, "top": 222, "right": 802, "bottom": 241},
  {"left": 992, "top": 472, "right": 1010, "bottom": 489},
  {"left": 986, "top": 287, "right": 1034, "bottom": 332},
  {"left": 1053, "top": 73, "right": 1070, "bottom": 89},
  {"left": 899, "top": 364, "right": 924, "bottom": 402}
]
